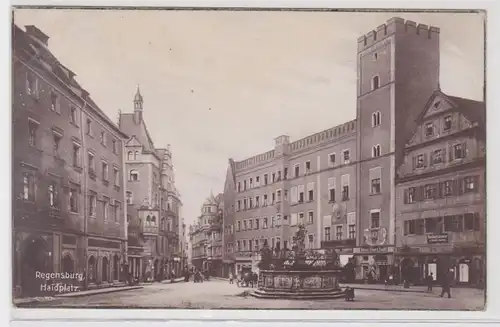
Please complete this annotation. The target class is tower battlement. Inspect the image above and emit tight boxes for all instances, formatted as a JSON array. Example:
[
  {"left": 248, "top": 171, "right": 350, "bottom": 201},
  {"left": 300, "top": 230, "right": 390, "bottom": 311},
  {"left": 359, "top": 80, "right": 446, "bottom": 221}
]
[{"left": 357, "top": 17, "right": 440, "bottom": 52}]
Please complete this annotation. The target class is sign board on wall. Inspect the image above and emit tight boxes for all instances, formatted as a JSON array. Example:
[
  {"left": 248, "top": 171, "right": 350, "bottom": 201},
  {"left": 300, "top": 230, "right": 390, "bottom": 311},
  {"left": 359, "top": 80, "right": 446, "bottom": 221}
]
[{"left": 427, "top": 234, "right": 449, "bottom": 244}]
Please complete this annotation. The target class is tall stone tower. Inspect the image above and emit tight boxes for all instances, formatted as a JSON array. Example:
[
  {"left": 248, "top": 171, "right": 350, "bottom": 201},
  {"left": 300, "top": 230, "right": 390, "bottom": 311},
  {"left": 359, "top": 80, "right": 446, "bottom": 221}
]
[
  {"left": 356, "top": 17, "right": 440, "bottom": 247},
  {"left": 133, "top": 85, "right": 143, "bottom": 124}
]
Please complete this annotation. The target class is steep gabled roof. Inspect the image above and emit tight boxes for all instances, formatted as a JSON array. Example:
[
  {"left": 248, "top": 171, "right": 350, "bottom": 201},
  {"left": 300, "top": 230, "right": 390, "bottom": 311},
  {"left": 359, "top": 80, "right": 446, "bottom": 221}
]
[{"left": 119, "top": 113, "right": 159, "bottom": 158}]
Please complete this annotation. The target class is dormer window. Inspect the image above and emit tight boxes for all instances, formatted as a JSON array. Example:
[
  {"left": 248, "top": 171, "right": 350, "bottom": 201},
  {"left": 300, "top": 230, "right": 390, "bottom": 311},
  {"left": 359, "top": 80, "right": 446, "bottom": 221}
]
[{"left": 425, "top": 122, "right": 434, "bottom": 137}]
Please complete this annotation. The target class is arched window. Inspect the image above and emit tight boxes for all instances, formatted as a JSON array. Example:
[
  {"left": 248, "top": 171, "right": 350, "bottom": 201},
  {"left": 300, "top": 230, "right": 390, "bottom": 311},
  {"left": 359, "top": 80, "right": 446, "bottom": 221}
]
[
  {"left": 372, "top": 145, "right": 381, "bottom": 158},
  {"left": 146, "top": 215, "right": 151, "bottom": 223},
  {"left": 151, "top": 216, "right": 156, "bottom": 223},
  {"left": 88, "top": 256, "right": 97, "bottom": 282},
  {"left": 372, "top": 111, "right": 381, "bottom": 127},
  {"left": 372, "top": 76, "right": 380, "bottom": 90},
  {"left": 127, "top": 151, "right": 133, "bottom": 161},
  {"left": 129, "top": 170, "right": 139, "bottom": 181},
  {"left": 113, "top": 255, "right": 120, "bottom": 281},
  {"left": 102, "top": 257, "right": 109, "bottom": 282},
  {"left": 134, "top": 151, "right": 139, "bottom": 160}
]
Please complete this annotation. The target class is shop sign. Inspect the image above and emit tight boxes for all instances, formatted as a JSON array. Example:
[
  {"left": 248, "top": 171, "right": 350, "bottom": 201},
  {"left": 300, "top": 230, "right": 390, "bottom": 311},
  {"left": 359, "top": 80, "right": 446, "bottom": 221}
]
[
  {"left": 427, "top": 234, "right": 449, "bottom": 244},
  {"left": 354, "top": 246, "right": 394, "bottom": 254}
]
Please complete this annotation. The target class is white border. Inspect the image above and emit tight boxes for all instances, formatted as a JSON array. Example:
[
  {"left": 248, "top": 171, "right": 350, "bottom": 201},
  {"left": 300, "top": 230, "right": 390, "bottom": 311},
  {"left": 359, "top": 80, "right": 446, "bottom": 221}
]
[{"left": 3, "top": 0, "right": 499, "bottom": 325}]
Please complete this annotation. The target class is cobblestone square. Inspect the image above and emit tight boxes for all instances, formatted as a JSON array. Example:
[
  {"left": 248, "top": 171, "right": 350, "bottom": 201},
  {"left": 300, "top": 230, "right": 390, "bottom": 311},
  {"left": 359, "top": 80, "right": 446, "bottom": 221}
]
[{"left": 29, "top": 280, "right": 484, "bottom": 310}]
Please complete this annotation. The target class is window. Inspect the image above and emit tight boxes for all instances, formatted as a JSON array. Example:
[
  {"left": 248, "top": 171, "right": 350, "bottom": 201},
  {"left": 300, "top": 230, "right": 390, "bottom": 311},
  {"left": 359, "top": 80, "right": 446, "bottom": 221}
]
[
  {"left": 237, "top": 221, "right": 241, "bottom": 232},
  {"left": 86, "top": 119, "right": 92, "bottom": 136},
  {"left": 343, "top": 150, "right": 350, "bottom": 164},
  {"left": 276, "top": 214, "right": 281, "bottom": 227},
  {"left": 371, "top": 211, "right": 380, "bottom": 228},
  {"left": 244, "top": 180, "right": 247, "bottom": 190},
  {"left": 299, "top": 213, "right": 305, "bottom": 225},
  {"left": 237, "top": 182, "right": 241, "bottom": 192},
  {"left": 52, "top": 132, "right": 61, "bottom": 156},
  {"left": 425, "top": 122, "right": 434, "bottom": 136},
  {"left": 329, "top": 188, "right": 336, "bottom": 202},
  {"left": 307, "top": 188, "right": 314, "bottom": 202},
  {"left": 263, "top": 218, "right": 268, "bottom": 229},
  {"left": 237, "top": 241, "right": 241, "bottom": 251},
  {"left": 284, "top": 168, "right": 288, "bottom": 180},
  {"left": 371, "top": 178, "right": 381, "bottom": 194},
  {"left": 69, "top": 186, "right": 79, "bottom": 213},
  {"left": 102, "top": 162, "right": 109, "bottom": 181},
  {"left": 432, "top": 149, "right": 444, "bottom": 165},
  {"left": 255, "top": 218, "right": 259, "bottom": 229},
  {"left": 444, "top": 115, "right": 452, "bottom": 130},
  {"left": 88, "top": 192, "right": 96, "bottom": 217},
  {"left": 272, "top": 173, "right": 276, "bottom": 183},
  {"left": 88, "top": 152, "right": 95, "bottom": 174},
  {"left": 324, "top": 227, "right": 331, "bottom": 241},
  {"left": 372, "top": 76, "right": 380, "bottom": 90},
  {"left": 336, "top": 226, "right": 343, "bottom": 240},
  {"left": 348, "top": 225, "right": 355, "bottom": 239},
  {"left": 271, "top": 216, "right": 275, "bottom": 227},
  {"left": 263, "top": 194, "right": 268, "bottom": 206},
  {"left": 48, "top": 182, "right": 59, "bottom": 208},
  {"left": 307, "top": 235, "right": 314, "bottom": 249},
  {"left": 28, "top": 119, "right": 39, "bottom": 147},
  {"left": 70, "top": 106, "right": 78, "bottom": 125},
  {"left": 134, "top": 151, "right": 139, "bottom": 160},
  {"left": 373, "top": 52, "right": 378, "bottom": 60},
  {"left": 276, "top": 191, "right": 281, "bottom": 203},
  {"left": 416, "top": 154, "right": 425, "bottom": 168},
  {"left": 114, "top": 202, "right": 121, "bottom": 221},
  {"left": 127, "top": 151, "right": 133, "bottom": 161},
  {"left": 425, "top": 217, "right": 440, "bottom": 234},
  {"left": 72, "top": 143, "right": 81, "bottom": 167},
  {"left": 129, "top": 170, "right": 139, "bottom": 181},
  {"left": 271, "top": 193, "right": 275, "bottom": 204},
  {"left": 342, "top": 185, "right": 349, "bottom": 201},
  {"left": 464, "top": 176, "right": 478, "bottom": 193},
  {"left": 255, "top": 176, "right": 260, "bottom": 186},
  {"left": 305, "top": 161, "right": 311, "bottom": 174},
  {"left": 100, "top": 131, "right": 107, "bottom": 146},
  {"left": 298, "top": 188, "right": 304, "bottom": 203},
  {"left": 249, "top": 219, "right": 253, "bottom": 230},
  {"left": 102, "top": 197, "right": 109, "bottom": 220},
  {"left": 372, "top": 145, "right": 381, "bottom": 157},
  {"left": 424, "top": 184, "right": 437, "bottom": 199},
  {"left": 264, "top": 174, "right": 268, "bottom": 185},
  {"left": 126, "top": 191, "right": 132, "bottom": 204},
  {"left": 113, "top": 167, "right": 120, "bottom": 186},
  {"left": 26, "top": 73, "right": 38, "bottom": 98},
  {"left": 249, "top": 197, "right": 253, "bottom": 208},
  {"left": 372, "top": 111, "right": 381, "bottom": 127},
  {"left": 294, "top": 165, "right": 300, "bottom": 177},
  {"left": 50, "top": 91, "right": 60, "bottom": 113},
  {"left": 444, "top": 181, "right": 453, "bottom": 196},
  {"left": 22, "top": 172, "right": 36, "bottom": 201},
  {"left": 112, "top": 140, "right": 117, "bottom": 154},
  {"left": 454, "top": 143, "right": 465, "bottom": 159},
  {"left": 277, "top": 171, "right": 282, "bottom": 181},
  {"left": 308, "top": 211, "right": 314, "bottom": 224},
  {"left": 329, "top": 153, "right": 336, "bottom": 167},
  {"left": 249, "top": 178, "right": 253, "bottom": 188},
  {"left": 237, "top": 200, "right": 241, "bottom": 211}
]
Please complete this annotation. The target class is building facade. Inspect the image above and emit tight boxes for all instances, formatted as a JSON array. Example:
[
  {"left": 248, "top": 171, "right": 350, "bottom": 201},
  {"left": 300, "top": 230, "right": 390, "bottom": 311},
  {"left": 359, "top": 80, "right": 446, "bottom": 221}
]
[
  {"left": 119, "top": 89, "right": 182, "bottom": 281},
  {"left": 189, "top": 194, "right": 224, "bottom": 276},
  {"left": 395, "top": 91, "right": 485, "bottom": 286},
  {"left": 12, "top": 24, "right": 128, "bottom": 297},
  {"left": 222, "top": 17, "right": 486, "bottom": 284}
]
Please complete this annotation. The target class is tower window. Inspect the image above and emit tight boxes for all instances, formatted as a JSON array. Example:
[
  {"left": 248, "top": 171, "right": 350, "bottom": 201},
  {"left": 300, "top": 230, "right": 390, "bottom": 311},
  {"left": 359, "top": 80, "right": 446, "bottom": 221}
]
[
  {"left": 373, "top": 52, "right": 378, "bottom": 61},
  {"left": 372, "top": 76, "right": 380, "bottom": 90},
  {"left": 372, "top": 145, "right": 381, "bottom": 158},
  {"left": 372, "top": 111, "right": 381, "bottom": 127}
]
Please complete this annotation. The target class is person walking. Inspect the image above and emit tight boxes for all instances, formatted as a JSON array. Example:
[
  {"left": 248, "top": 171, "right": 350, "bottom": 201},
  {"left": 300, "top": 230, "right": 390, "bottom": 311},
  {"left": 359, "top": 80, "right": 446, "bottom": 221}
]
[
  {"left": 229, "top": 272, "right": 234, "bottom": 284},
  {"left": 426, "top": 272, "right": 434, "bottom": 292},
  {"left": 440, "top": 272, "right": 452, "bottom": 298}
]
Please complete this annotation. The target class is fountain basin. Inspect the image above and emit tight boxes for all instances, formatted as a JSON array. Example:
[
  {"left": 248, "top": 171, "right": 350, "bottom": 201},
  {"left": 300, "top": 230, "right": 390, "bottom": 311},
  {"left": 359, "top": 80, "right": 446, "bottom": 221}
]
[{"left": 251, "top": 269, "right": 345, "bottom": 300}]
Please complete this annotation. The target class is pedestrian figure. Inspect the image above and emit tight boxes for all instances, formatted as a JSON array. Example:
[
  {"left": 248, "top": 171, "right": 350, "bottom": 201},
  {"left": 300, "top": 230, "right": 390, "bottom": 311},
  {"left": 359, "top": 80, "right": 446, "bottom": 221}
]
[
  {"left": 229, "top": 272, "right": 234, "bottom": 284},
  {"left": 440, "top": 273, "right": 452, "bottom": 298},
  {"left": 426, "top": 273, "right": 434, "bottom": 292}
]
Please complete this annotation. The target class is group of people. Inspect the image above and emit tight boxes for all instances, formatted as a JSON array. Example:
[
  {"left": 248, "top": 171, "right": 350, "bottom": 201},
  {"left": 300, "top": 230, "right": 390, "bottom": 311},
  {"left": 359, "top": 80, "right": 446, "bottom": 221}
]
[{"left": 184, "top": 268, "right": 210, "bottom": 283}]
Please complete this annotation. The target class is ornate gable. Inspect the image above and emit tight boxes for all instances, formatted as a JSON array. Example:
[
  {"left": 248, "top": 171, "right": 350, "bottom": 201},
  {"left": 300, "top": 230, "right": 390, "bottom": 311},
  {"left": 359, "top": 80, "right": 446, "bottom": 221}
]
[
  {"left": 126, "top": 135, "right": 142, "bottom": 148},
  {"left": 422, "top": 92, "right": 455, "bottom": 120}
]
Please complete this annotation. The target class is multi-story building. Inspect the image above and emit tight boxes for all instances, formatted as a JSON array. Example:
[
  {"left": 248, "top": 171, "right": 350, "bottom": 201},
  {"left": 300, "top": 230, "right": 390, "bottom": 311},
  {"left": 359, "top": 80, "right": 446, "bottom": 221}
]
[
  {"left": 12, "top": 24, "right": 128, "bottom": 296},
  {"left": 119, "top": 88, "right": 182, "bottom": 281},
  {"left": 395, "top": 91, "right": 485, "bottom": 286},
  {"left": 189, "top": 193, "right": 224, "bottom": 276},
  {"left": 222, "top": 17, "right": 485, "bottom": 284}
]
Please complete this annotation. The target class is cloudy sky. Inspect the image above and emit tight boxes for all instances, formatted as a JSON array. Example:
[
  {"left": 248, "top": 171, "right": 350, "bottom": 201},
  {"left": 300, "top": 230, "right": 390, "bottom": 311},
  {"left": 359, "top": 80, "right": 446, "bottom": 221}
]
[{"left": 13, "top": 9, "right": 484, "bottom": 227}]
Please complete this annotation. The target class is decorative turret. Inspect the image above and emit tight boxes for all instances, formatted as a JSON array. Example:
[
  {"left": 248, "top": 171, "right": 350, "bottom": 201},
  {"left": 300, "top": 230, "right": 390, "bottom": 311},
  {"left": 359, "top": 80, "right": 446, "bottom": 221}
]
[{"left": 133, "top": 85, "right": 143, "bottom": 124}]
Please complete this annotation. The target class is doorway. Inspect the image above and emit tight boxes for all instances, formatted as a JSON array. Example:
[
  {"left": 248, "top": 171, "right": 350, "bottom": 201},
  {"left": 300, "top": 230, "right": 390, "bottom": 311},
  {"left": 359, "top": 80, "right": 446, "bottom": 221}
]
[{"left": 459, "top": 263, "right": 470, "bottom": 283}]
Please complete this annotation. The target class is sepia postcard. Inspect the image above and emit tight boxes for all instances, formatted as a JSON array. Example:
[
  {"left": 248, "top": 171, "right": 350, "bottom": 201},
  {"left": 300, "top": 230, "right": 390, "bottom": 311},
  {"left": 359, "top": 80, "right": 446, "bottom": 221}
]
[{"left": 10, "top": 7, "right": 486, "bottom": 312}]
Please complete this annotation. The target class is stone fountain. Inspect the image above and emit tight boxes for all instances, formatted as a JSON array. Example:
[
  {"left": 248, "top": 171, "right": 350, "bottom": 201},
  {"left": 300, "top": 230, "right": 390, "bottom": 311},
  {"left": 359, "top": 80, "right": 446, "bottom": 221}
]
[{"left": 251, "top": 224, "right": 345, "bottom": 300}]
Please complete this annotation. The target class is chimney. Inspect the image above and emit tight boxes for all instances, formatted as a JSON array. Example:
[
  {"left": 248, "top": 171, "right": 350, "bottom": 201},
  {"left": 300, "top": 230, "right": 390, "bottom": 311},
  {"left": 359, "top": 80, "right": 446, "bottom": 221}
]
[{"left": 25, "top": 25, "right": 49, "bottom": 46}]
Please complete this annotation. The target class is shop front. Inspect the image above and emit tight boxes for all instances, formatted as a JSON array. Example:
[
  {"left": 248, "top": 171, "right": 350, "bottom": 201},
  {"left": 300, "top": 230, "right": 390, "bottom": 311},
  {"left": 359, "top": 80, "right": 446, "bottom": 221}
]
[
  {"left": 352, "top": 246, "right": 395, "bottom": 283},
  {"left": 394, "top": 241, "right": 485, "bottom": 287}
]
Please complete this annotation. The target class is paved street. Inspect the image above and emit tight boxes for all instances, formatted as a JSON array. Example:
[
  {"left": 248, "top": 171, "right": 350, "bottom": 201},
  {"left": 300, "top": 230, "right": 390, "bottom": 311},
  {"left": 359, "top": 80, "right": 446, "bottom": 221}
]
[{"left": 28, "top": 279, "right": 484, "bottom": 310}]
